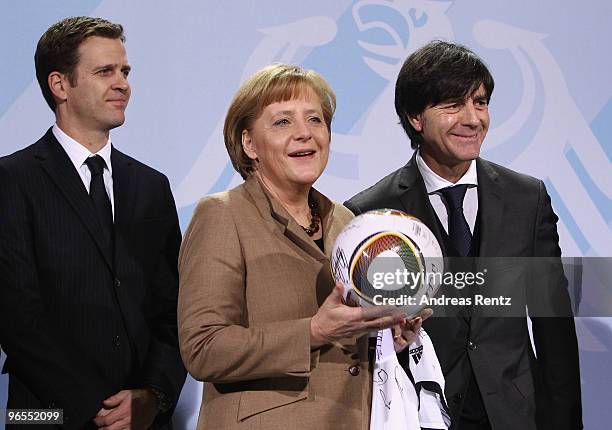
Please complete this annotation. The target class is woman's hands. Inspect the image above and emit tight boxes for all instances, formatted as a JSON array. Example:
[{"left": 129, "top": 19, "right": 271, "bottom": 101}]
[{"left": 310, "top": 283, "right": 406, "bottom": 348}]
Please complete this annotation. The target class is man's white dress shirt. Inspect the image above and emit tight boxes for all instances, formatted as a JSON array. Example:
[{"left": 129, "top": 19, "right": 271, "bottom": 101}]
[
  {"left": 416, "top": 150, "right": 478, "bottom": 234},
  {"left": 53, "top": 124, "right": 115, "bottom": 219}
]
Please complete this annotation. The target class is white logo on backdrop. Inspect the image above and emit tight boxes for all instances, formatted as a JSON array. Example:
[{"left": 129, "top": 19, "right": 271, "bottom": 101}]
[
  {"left": 473, "top": 20, "right": 611, "bottom": 256},
  {"left": 175, "top": 0, "right": 454, "bottom": 206},
  {"left": 176, "top": 0, "right": 612, "bottom": 255},
  {"left": 174, "top": 0, "right": 609, "bottom": 257}
]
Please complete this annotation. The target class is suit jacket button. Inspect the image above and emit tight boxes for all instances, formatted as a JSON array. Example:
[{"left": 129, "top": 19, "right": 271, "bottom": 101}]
[
  {"left": 468, "top": 340, "right": 477, "bottom": 350},
  {"left": 348, "top": 365, "right": 360, "bottom": 376},
  {"left": 114, "top": 336, "right": 121, "bottom": 347},
  {"left": 453, "top": 393, "right": 464, "bottom": 403},
  {"left": 114, "top": 278, "right": 121, "bottom": 288}
]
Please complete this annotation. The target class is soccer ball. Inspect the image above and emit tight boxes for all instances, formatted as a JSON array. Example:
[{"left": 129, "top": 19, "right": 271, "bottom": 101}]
[{"left": 331, "top": 209, "right": 443, "bottom": 317}]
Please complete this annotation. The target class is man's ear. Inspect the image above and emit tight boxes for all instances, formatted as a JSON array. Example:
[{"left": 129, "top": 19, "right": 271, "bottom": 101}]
[
  {"left": 407, "top": 113, "right": 423, "bottom": 132},
  {"left": 241, "top": 130, "right": 258, "bottom": 160},
  {"left": 48, "top": 71, "right": 68, "bottom": 105}
]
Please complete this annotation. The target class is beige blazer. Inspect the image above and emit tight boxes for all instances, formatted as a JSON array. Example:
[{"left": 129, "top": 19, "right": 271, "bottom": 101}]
[{"left": 178, "top": 177, "right": 371, "bottom": 430}]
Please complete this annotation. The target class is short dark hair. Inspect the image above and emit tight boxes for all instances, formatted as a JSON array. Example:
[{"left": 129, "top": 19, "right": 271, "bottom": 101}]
[
  {"left": 395, "top": 40, "right": 494, "bottom": 149},
  {"left": 35, "top": 16, "right": 125, "bottom": 111}
]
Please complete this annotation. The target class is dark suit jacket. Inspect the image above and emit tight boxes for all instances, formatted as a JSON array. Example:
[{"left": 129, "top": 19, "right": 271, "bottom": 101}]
[
  {"left": 0, "top": 129, "right": 186, "bottom": 428},
  {"left": 345, "top": 153, "right": 582, "bottom": 430}
]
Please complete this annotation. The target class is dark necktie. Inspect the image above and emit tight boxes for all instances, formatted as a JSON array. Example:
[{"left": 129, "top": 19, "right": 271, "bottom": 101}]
[
  {"left": 84, "top": 155, "right": 113, "bottom": 242},
  {"left": 439, "top": 184, "right": 472, "bottom": 257}
]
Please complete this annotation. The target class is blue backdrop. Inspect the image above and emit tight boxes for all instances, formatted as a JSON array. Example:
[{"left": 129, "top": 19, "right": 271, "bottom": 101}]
[{"left": 1, "top": 1, "right": 610, "bottom": 428}]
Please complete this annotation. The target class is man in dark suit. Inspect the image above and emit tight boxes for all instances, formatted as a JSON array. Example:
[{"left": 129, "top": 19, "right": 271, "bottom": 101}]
[
  {"left": 345, "top": 41, "right": 582, "bottom": 430},
  {"left": 0, "top": 17, "right": 185, "bottom": 429}
]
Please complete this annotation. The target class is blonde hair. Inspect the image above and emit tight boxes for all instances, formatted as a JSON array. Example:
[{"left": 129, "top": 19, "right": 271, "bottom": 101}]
[{"left": 223, "top": 64, "right": 336, "bottom": 179}]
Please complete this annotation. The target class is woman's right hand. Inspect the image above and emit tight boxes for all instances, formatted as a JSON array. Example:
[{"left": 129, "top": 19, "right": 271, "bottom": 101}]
[{"left": 310, "top": 283, "right": 406, "bottom": 348}]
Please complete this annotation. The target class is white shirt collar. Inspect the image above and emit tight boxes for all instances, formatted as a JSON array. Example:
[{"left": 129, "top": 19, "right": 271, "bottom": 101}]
[
  {"left": 52, "top": 124, "right": 112, "bottom": 173},
  {"left": 415, "top": 149, "right": 478, "bottom": 194}
]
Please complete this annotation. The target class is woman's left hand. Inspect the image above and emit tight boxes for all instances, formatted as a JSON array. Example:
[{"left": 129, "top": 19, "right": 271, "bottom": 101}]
[{"left": 392, "top": 308, "right": 433, "bottom": 353}]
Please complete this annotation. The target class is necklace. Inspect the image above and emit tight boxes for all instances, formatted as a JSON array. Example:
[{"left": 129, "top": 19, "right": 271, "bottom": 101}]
[
  {"left": 302, "top": 196, "right": 321, "bottom": 236},
  {"left": 256, "top": 173, "right": 321, "bottom": 236}
]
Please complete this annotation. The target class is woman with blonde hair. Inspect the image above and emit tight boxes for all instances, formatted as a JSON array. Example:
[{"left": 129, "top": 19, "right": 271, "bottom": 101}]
[{"left": 178, "top": 64, "right": 422, "bottom": 429}]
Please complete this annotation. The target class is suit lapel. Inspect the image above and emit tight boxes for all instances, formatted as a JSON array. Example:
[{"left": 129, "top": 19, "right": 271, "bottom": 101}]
[
  {"left": 476, "top": 159, "right": 503, "bottom": 258},
  {"left": 470, "top": 159, "right": 504, "bottom": 328},
  {"left": 396, "top": 154, "right": 448, "bottom": 255},
  {"left": 111, "top": 148, "right": 136, "bottom": 231},
  {"left": 244, "top": 178, "right": 348, "bottom": 345},
  {"left": 244, "top": 177, "right": 327, "bottom": 262},
  {"left": 36, "top": 129, "right": 114, "bottom": 272}
]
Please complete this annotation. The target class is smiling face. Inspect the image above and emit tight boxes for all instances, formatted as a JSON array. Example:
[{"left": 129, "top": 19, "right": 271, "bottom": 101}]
[
  {"left": 57, "top": 36, "right": 131, "bottom": 136},
  {"left": 241, "top": 87, "right": 330, "bottom": 195},
  {"left": 409, "top": 84, "right": 490, "bottom": 180}
]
